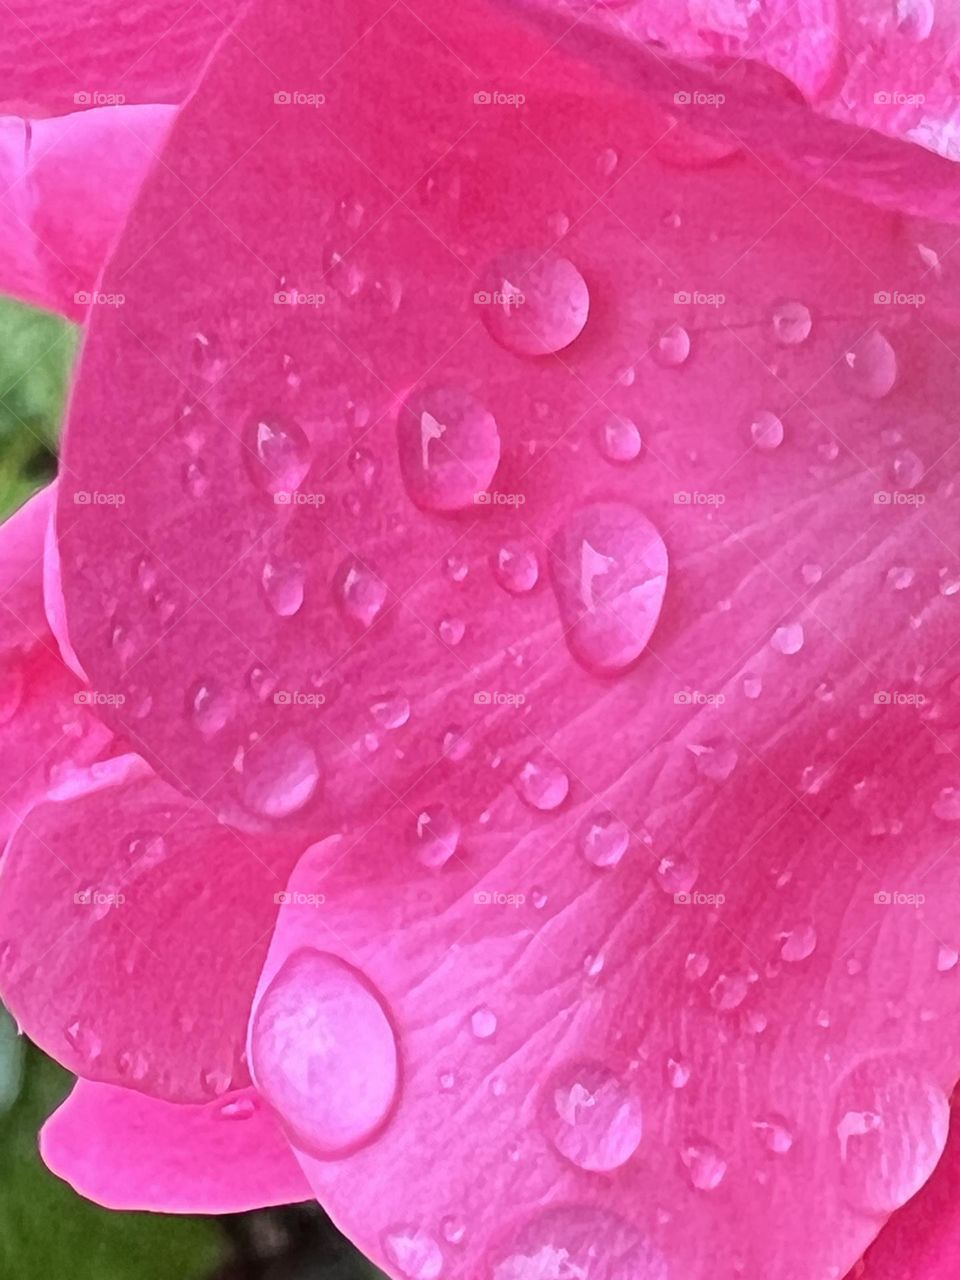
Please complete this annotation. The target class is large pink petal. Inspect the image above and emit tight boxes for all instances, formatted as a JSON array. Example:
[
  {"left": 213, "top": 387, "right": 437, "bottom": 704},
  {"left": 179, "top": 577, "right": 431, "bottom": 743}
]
[
  {"left": 0, "top": 0, "right": 242, "bottom": 117},
  {"left": 0, "top": 484, "right": 111, "bottom": 844},
  {"left": 47, "top": 0, "right": 960, "bottom": 1275},
  {"left": 0, "top": 764, "right": 298, "bottom": 1101},
  {"left": 0, "top": 104, "right": 177, "bottom": 319},
  {"left": 41, "top": 1079, "right": 311, "bottom": 1213}
]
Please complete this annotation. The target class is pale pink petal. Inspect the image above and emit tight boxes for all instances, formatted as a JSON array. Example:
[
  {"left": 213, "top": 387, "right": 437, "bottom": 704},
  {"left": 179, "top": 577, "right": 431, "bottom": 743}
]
[
  {"left": 41, "top": 1079, "right": 311, "bottom": 1213},
  {"left": 0, "top": 768, "right": 298, "bottom": 1101}
]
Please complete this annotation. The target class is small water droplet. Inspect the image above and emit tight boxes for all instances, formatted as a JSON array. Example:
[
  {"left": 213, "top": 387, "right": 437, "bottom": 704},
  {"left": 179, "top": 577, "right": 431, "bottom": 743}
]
[
  {"left": 243, "top": 415, "right": 311, "bottom": 495},
  {"left": 840, "top": 331, "right": 897, "bottom": 400},
  {"left": 770, "top": 299, "right": 812, "bottom": 346},
  {"left": 749, "top": 409, "right": 784, "bottom": 451},
  {"left": 710, "top": 971, "right": 748, "bottom": 1011},
  {"left": 891, "top": 449, "right": 924, "bottom": 491},
  {"left": 183, "top": 459, "right": 209, "bottom": 498},
  {"left": 219, "top": 1095, "right": 257, "bottom": 1120},
  {"left": 598, "top": 416, "right": 643, "bottom": 463},
  {"left": 370, "top": 692, "right": 410, "bottom": 729},
  {"left": 494, "top": 544, "right": 540, "bottom": 595},
  {"left": 335, "top": 557, "right": 388, "bottom": 629},
  {"left": 937, "top": 944, "right": 959, "bottom": 972},
  {"left": 579, "top": 811, "right": 629, "bottom": 868},
  {"left": 780, "top": 920, "right": 817, "bottom": 962},
  {"left": 689, "top": 738, "right": 738, "bottom": 781},
  {"left": 438, "top": 616, "right": 465, "bottom": 646},
  {"left": 413, "top": 806, "right": 461, "bottom": 868},
  {"left": 753, "top": 1115, "right": 794, "bottom": 1153},
  {"left": 541, "top": 1062, "right": 643, "bottom": 1172},
  {"left": 441, "top": 1216, "right": 466, "bottom": 1245},
  {"left": 261, "top": 558, "right": 305, "bottom": 617},
  {"left": 201, "top": 1067, "right": 232, "bottom": 1097},
  {"left": 653, "top": 322, "right": 691, "bottom": 367},
  {"left": 470, "top": 1005, "right": 498, "bottom": 1039},
  {"left": 666, "top": 1056, "right": 691, "bottom": 1089},
  {"left": 516, "top": 758, "right": 569, "bottom": 811},
  {"left": 188, "top": 680, "right": 231, "bottom": 736},
  {"left": 656, "top": 852, "right": 698, "bottom": 895},
  {"left": 680, "top": 1137, "right": 727, "bottom": 1190},
  {"left": 382, "top": 1227, "right": 443, "bottom": 1280},
  {"left": 932, "top": 787, "right": 960, "bottom": 821},
  {"left": 596, "top": 147, "right": 619, "bottom": 177},
  {"left": 240, "top": 734, "right": 319, "bottom": 819},
  {"left": 771, "top": 622, "right": 804, "bottom": 655},
  {"left": 64, "top": 1019, "right": 101, "bottom": 1062}
]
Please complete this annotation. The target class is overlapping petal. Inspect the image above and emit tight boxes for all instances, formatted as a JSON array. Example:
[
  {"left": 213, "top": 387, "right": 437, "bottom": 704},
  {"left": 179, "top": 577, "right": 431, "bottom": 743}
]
[
  {"left": 41, "top": 1079, "right": 311, "bottom": 1212},
  {"left": 37, "top": 0, "right": 960, "bottom": 1275}
]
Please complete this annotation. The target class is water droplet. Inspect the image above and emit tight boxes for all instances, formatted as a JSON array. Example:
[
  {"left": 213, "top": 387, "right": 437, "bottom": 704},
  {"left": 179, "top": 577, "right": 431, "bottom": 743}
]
[
  {"left": 383, "top": 1228, "right": 443, "bottom": 1280},
  {"left": 117, "top": 1049, "right": 149, "bottom": 1081},
  {"left": 801, "top": 563, "right": 823, "bottom": 586},
  {"left": 940, "top": 569, "right": 960, "bottom": 597},
  {"left": 771, "top": 623, "right": 804, "bottom": 655},
  {"left": 780, "top": 920, "right": 817, "bottom": 962},
  {"left": 657, "top": 852, "right": 698, "bottom": 895},
  {"left": 478, "top": 251, "right": 589, "bottom": 356},
  {"left": 749, "top": 410, "right": 784, "bottom": 451},
  {"left": 470, "top": 1005, "right": 498, "bottom": 1039},
  {"left": 891, "top": 449, "right": 924, "bottom": 491},
  {"left": 439, "top": 616, "right": 465, "bottom": 646},
  {"left": 597, "top": 147, "right": 619, "bottom": 177},
  {"left": 247, "top": 665, "right": 278, "bottom": 703},
  {"left": 840, "top": 331, "right": 897, "bottom": 400},
  {"left": 516, "top": 758, "right": 569, "bottom": 811},
  {"left": 710, "top": 971, "right": 748, "bottom": 1011},
  {"left": 188, "top": 680, "right": 231, "bottom": 736},
  {"left": 835, "top": 1058, "right": 949, "bottom": 1214},
  {"left": 753, "top": 1115, "right": 794, "bottom": 1153},
  {"left": 895, "top": 0, "right": 935, "bottom": 40},
  {"left": 335, "top": 557, "right": 388, "bottom": 629},
  {"left": 937, "top": 944, "right": 958, "bottom": 972},
  {"left": 494, "top": 544, "right": 539, "bottom": 595},
  {"left": 441, "top": 1216, "right": 466, "bottom": 1245},
  {"left": 261, "top": 558, "right": 305, "bottom": 617},
  {"left": 743, "top": 674, "right": 762, "bottom": 699},
  {"left": 666, "top": 1056, "right": 690, "bottom": 1089},
  {"left": 547, "top": 210, "right": 570, "bottom": 239},
  {"left": 770, "top": 299, "right": 812, "bottom": 346},
  {"left": 598, "top": 416, "right": 643, "bottom": 463},
  {"left": 219, "top": 1095, "right": 256, "bottom": 1120},
  {"left": 243, "top": 415, "right": 311, "bottom": 495},
  {"left": 552, "top": 503, "right": 668, "bottom": 675},
  {"left": 444, "top": 554, "right": 469, "bottom": 584},
  {"left": 240, "top": 734, "right": 319, "bottom": 818},
  {"left": 397, "top": 386, "right": 501, "bottom": 512},
  {"left": 489, "top": 1208, "right": 668, "bottom": 1280},
  {"left": 689, "top": 738, "right": 738, "bottom": 782},
  {"left": 250, "top": 948, "right": 399, "bottom": 1157},
  {"left": 932, "top": 787, "right": 960, "bottom": 821},
  {"left": 183, "top": 459, "right": 209, "bottom": 497},
  {"left": 349, "top": 446, "right": 379, "bottom": 488},
  {"left": 64, "top": 1019, "right": 101, "bottom": 1062},
  {"left": 541, "top": 1062, "right": 643, "bottom": 1172},
  {"left": 413, "top": 806, "right": 461, "bottom": 868},
  {"left": 653, "top": 322, "right": 691, "bottom": 367},
  {"left": 122, "top": 830, "right": 169, "bottom": 872},
  {"left": 579, "top": 811, "right": 629, "bottom": 868},
  {"left": 680, "top": 1138, "right": 727, "bottom": 1190},
  {"left": 370, "top": 692, "right": 410, "bottom": 729},
  {"left": 201, "top": 1067, "right": 232, "bottom": 1097}
]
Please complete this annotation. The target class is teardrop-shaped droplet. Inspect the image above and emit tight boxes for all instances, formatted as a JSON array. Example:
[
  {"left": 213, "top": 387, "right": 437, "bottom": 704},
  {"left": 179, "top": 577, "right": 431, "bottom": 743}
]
[
  {"left": 335, "top": 557, "right": 388, "bottom": 629},
  {"left": 598, "top": 416, "right": 643, "bottom": 463},
  {"left": 541, "top": 1061, "right": 643, "bottom": 1172},
  {"left": 680, "top": 1137, "right": 727, "bottom": 1190},
  {"left": 413, "top": 805, "right": 461, "bottom": 868},
  {"left": 250, "top": 948, "right": 399, "bottom": 1157},
  {"left": 494, "top": 544, "right": 539, "bottom": 595},
  {"left": 243, "top": 415, "right": 311, "bottom": 495},
  {"left": 240, "top": 733, "right": 319, "bottom": 819},
  {"left": 261, "top": 558, "right": 305, "bottom": 617},
  {"left": 382, "top": 1227, "right": 444, "bottom": 1280},
  {"left": 478, "top": 251, "right": 589, "bottom": 356},
  {"left": 552, "top": 503, "right": 668, "bottom": 675},
  {"left": 397, "top": 386, "right": 501, "bottom": 512},
  {"left": 188, "top": 680, "right": 231, "bottom": 736}
]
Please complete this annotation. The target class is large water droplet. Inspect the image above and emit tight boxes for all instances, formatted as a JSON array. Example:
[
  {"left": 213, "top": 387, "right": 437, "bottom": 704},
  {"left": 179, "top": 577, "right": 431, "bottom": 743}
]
[
  {"left": 579, "top": 811, "right": 630, "bottom": 868},
  {"left": 240, "top": 734, "right": 319, "bottom": 819},
  {"left": 542, "top": 1062, "right": 643, "bottom": 1172},
  {"left": 243, "top": 415, "right": 311, "bottom": 495},
  {"left": 383, "top": 1227, "right": 444, "bottom": 1280},
  {"left": 262, "top": 558, "right": 305, "bottom": 617},
  {"left": 478, "top": 251, "right": 589, "bottom": 356},
  {"left": 552, "top": 503, "right": 668, "bottom": 675},
  {"left": 840, "top": 331, "right": 897, "bottom": 400},
  {"left": 515, "top": 758, "right": 569, "bottom": 811},
  {"left": 834, "top": 1058, "right": 948, "bottom": 1214},
  {"left": 250, "top": 948, "right": 399, "bottom": 1158},
  {"left": 489, "top": 1207, "right": 668, "bottom": 1280},
  {"left": 397, "top": 386, "right": 501, "bottom": 512}
]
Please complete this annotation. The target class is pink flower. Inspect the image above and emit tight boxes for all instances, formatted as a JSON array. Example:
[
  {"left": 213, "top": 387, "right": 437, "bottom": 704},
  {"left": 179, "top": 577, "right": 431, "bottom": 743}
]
[{"left": 3, "top": 1, "right": 960, "bottom": 1276}]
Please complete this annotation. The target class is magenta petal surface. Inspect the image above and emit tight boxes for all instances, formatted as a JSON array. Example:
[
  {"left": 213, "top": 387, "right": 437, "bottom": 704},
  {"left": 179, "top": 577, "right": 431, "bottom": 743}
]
[
  {"left": 0, "top": 767, "right": 297, "bottom": 1101},
  {"left": 41, "top": 1079, "right": 311, "bottom": 1213}
]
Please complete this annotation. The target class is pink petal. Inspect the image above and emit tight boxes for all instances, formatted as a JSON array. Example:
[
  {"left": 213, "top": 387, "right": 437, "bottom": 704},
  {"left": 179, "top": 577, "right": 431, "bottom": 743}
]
[
  {"left": 41, "top": 1078, "right": 311, "bottom": 1213},
  {"left": 0, "top": 0, "right": 242, "bottom": 116},
  {"left": 43, "top": 0, "right": 960, "bottom": 1274},
  {"left": 0, "top": 484, "right": 111, "bottom": 844},
  {"left": 0, "top": 766, "right": 297, "bottom": 1101},
  {"left": 0, "top": 104, "right": 175, "bottom": 318}
]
